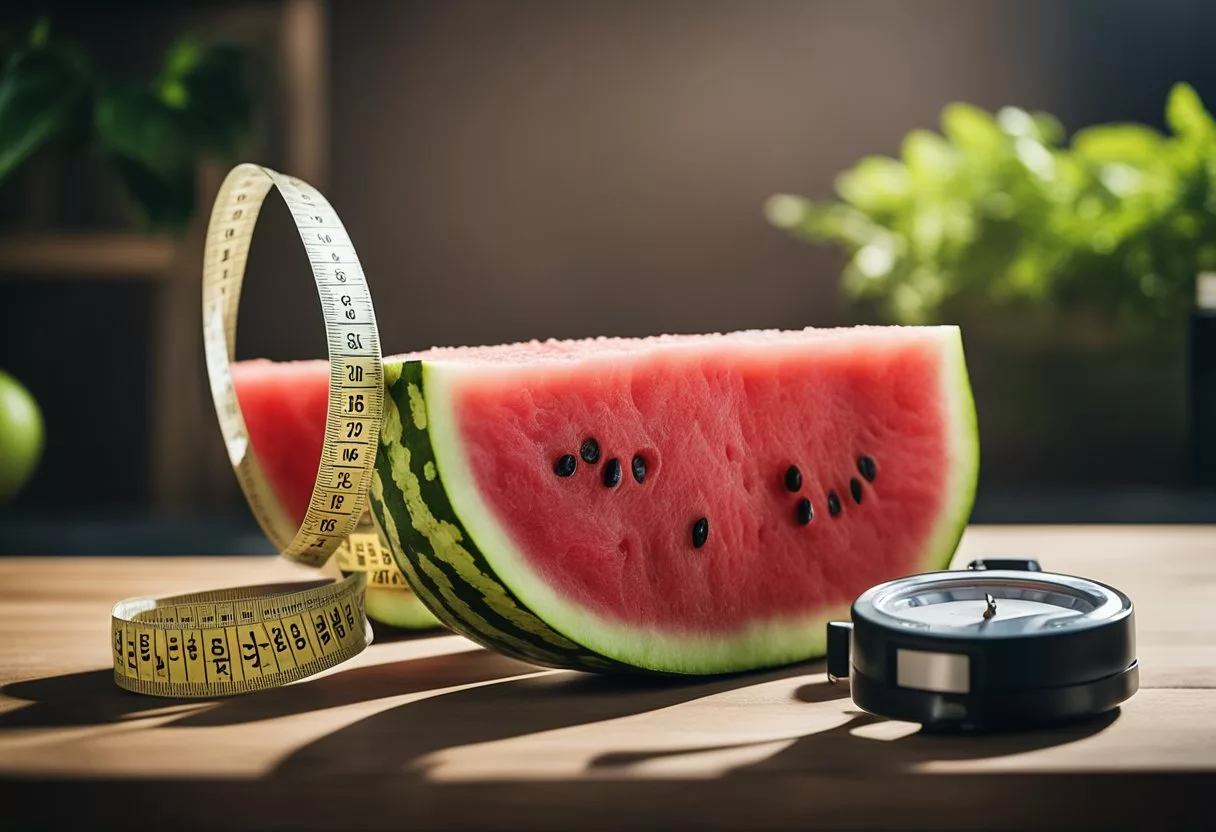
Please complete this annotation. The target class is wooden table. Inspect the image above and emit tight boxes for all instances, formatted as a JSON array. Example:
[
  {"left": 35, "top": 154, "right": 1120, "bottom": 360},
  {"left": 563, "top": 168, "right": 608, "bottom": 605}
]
[{"left": 1, "top": 526, "right": 1214, "bottom": 830}]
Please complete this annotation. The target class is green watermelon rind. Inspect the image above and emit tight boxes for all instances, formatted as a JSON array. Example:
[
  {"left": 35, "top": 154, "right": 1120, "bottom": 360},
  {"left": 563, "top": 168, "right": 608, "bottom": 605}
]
[
  {"left": 370, "top": 327, "right": 980, "bottom": 675},
  {"left": 368, "top": 361, "right": 627, "bottom": 671},
  {"left": 363, "top": 586, "right": 443, "bottom": 631}
]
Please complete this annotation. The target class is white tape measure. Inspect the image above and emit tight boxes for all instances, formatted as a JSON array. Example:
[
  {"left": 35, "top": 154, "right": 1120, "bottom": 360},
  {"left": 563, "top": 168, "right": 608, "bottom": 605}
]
[{"left": 111, "top": 164, "right": 406, "bottom": 697}]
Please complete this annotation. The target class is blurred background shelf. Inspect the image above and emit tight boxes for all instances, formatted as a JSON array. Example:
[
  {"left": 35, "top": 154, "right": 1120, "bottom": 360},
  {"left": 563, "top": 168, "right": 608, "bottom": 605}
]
[
  {"left": 0, "top": 232, "right": 181, "bottom": 279},
  {"left": 0, "top": 0, "right": 328, "bottom": 524}
]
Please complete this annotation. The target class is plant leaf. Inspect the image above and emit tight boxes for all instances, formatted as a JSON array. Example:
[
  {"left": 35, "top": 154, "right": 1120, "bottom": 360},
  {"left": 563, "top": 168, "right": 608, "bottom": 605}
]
[
  {"left": 1072, "top": 123, "right": 1165, "bottom": 165},
  {"left": 941, "top": 102, "right": 1004, "bottom": 155},
  {"left": 901, "top": 129, "right": 958, "bottom": 186},
  {"left": 95, "top": 84, "right": 193, "bottom": 176},
  {"left": 834, "top": 156, "right": 910, "bottom": 215},
  {"left": 0, "top": 41, "right": 88, "bottom": 183},
  {"left": 95, "top": 84, "right": 196, "bottom": 230},
  {"left": 158, "top": 38, "right": 257, "bottom": 159},
  {"left": 1166, "top": 82, "right": 1214, "bottom": 140},
  {"left": 1029, "top": 111, "right": 1065, "bottom": 146}
]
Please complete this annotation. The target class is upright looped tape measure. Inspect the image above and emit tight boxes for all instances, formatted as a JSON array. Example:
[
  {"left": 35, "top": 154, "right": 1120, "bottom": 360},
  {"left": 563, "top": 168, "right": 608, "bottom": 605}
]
[{"left": 111, "top": 164, "right": 401, "bottom": 697}]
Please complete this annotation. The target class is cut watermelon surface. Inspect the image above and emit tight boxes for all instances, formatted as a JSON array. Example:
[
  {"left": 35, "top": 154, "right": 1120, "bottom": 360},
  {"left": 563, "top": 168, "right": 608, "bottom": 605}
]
[
  {"left": 234, "top": 325, "right": 979, "bottom": 674},
  {"left": 230, "top": 360, "right": 441, "bottom": 631},
  {"left": 231, "top": 359, "right": 330, "bottom": 527},
  {"left": 376, "top": 326, "right": 978, "bottom": 673}
]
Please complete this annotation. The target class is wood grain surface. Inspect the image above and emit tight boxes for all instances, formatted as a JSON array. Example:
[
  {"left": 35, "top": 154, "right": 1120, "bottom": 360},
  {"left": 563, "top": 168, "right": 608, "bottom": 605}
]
[{"left": 1, "top": 525, "right": 1214, "bottom": 830}]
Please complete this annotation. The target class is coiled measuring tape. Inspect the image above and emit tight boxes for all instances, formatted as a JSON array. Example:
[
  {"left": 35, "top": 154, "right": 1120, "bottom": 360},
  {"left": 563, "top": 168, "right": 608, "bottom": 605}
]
[{"left": 111, "top": 164, "right": 409, "bottom": 697}]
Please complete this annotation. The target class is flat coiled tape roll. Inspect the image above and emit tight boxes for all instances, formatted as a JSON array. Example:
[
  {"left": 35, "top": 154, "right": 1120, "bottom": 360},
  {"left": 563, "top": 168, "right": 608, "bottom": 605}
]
[{"left": 111, "top": 164, "right": 408, "bottom": 697}]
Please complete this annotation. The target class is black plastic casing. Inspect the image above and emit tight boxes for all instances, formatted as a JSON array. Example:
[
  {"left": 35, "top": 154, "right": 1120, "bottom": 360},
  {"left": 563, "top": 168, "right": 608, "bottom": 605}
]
[
  {"left": 848, "top": 660, "right": 1139, "bottom": 731},
  {"left": 826, "top": 563, "right": 1139, "bottom": 731}
]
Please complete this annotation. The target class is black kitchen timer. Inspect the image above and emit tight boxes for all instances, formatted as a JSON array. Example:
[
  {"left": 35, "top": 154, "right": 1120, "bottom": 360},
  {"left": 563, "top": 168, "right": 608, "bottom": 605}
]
[{"left": 826, "top": 559, "right": 1139, "bottom": 731}]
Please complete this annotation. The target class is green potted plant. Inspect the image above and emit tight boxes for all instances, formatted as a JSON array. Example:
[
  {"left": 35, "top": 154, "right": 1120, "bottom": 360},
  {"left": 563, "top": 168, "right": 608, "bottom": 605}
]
[
  {"left": 765, "top": 83, "right": 1216, "bottom": 488},
  {"left": 0, "top": 18, "right": 261, "bottom": 231}
]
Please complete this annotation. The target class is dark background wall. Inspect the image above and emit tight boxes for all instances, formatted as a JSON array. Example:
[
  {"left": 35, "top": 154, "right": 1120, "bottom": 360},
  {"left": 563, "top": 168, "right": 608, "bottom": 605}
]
[
  {"left": 292, "top": 0, "right": 1209, "bottom": 494},
  {"left": 245, "top": 0, "right": 1065, "bottom": 362},
  {"left": 4, "top": 0, "right": 1216, "bottom": 532}
]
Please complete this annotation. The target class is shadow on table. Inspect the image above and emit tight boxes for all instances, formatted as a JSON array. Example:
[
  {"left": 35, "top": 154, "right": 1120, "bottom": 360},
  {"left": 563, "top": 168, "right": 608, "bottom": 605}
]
[
  {"left": 272, "top": 662, "right": 832, "bottom": 777},
  {"left": 268, "top": 669, "right": 1120, "bottom": 780},
  {"left": 590, "top": 681, "right": 1121, "bottom": 777},
  {"left": 0, "top": 645, "right": 823, "bottom": 741},
  {"left": 0, "top": 644, "right": 539, "bottom": 729},
  {"left": 2, "top": 647, "right": 1120, "bottom": 782}
]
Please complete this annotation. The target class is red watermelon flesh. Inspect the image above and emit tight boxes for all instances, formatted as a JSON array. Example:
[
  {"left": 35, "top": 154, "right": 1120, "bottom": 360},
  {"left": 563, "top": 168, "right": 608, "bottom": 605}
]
[
  {"left": 230, "top": 359, "right": 327, "bottom": 528},
  {"left": 449, "top": 333, "right": 953, "bottom": 632},
  {"left": 233, "top": 325, "right": 978, "bottom": 673}
]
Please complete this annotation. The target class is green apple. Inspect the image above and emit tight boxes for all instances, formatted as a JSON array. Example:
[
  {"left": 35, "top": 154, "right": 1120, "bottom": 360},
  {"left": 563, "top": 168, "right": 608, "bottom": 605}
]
[{"left": 0, "top": 369, "right": 44, "bottom": 501}]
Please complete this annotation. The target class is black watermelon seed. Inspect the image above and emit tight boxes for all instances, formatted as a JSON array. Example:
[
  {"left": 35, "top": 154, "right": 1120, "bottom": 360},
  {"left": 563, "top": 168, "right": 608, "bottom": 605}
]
[
  {"left": 603, "top": 458, "right": 622, "bottom": 488},
  {"left": 796, "top": 497, "right": 813, "bottom": 525},
  {"left": 631, "top": 454, "right": 647, "bottom": 484},
  {"left": 827, "top": 491, "right": 842, "bottom": 517},
  {"left": 554, "top": 454, "right": 577, "bottom": 477},
  {"left": 858, "top": 455, "right": 877, "bottom": 483},
  {"left": 692, "top": 517, "right": 709, "bottom": 548},
  {"left": 784, "top": 465, "right": 802, "bottom": 492},
  {"left": 850, "top": 478, "right": 863, "bottom": 504},
  {"left": 580, "top": 437, "right": 601, "bottom": 464}
]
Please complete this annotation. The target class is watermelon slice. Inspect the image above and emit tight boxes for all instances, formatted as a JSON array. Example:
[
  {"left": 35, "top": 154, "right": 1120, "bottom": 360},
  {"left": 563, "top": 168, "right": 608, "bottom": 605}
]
[
  {"left": 372, "top": 326, "right": 977, "bottom": 674},
  {"left": 234, "top": 325, "right": 979, "bottom": 674},
  {"left": 230, "top": 360, "right": 441, "bottom": 631}
]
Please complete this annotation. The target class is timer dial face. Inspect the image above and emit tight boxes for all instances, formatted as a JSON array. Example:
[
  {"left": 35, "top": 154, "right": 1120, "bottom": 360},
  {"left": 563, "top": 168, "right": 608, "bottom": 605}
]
[
  {"left": 862, "top": 572, "right": 1128, "bottom": 637},
  {"left": 892, "top": 594, "right": 1083, "bottom": 633}
]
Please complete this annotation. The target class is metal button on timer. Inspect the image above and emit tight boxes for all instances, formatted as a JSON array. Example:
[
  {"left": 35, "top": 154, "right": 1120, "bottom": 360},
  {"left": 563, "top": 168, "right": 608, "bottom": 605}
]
[{"left": 826, "top": 559, "right": 1138, "bottom": 731}]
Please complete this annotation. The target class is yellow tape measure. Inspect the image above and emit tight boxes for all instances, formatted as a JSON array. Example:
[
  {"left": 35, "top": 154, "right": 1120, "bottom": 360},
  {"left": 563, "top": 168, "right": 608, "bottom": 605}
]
[{"left": 111, "top": 163, "right": 407, "bottom": 697}]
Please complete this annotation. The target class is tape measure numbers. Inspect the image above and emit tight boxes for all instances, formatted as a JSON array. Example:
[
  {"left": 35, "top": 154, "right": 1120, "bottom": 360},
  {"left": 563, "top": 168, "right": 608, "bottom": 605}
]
[
  {"left": 112, "top": 164, "right": 410, "bottom": 697},
  {"left": 110, "top": 575, "right": 367, "bottom": 698},
  {"left": 204, "top": 164, "right": 382, "bottom": 562},
  {"left": 333, "top": 512, "right": 414, "bottom": 589}
]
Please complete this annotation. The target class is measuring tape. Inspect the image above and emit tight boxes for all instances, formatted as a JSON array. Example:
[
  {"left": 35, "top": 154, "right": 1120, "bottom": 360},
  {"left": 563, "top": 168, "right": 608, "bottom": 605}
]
[{"left": 111, "top": 164, "right": 410, "bottom": 697}]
